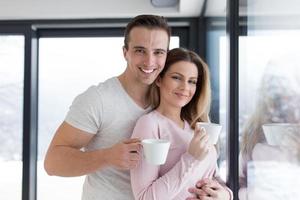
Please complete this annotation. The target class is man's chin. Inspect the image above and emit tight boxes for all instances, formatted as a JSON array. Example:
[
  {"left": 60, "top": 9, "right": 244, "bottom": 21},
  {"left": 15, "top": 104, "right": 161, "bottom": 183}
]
[
  {"left": 143, "top": 80, "right": 155, "bottom": 85},
  {"left": 140, "top": 78, "right": 156, "bottom": 85}
]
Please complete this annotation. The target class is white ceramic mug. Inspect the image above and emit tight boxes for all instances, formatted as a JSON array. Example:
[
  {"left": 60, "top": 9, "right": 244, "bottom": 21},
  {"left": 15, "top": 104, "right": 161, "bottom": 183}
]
[
  {"left": 141, "top": 139, "right": 170, "bottom": 165},
  {"left": 262, "top": 123, "right": 300, "bottom": 146},
  {"left": 196, "top": 122, "right": 222, "bottom": 144}
]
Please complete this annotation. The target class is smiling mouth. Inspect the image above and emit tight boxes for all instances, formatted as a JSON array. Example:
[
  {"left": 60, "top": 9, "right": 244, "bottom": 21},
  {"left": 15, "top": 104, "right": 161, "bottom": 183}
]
[
  {"left": 139, "top": 68, "right": 156, "bottom": 74},
  {"left": 175, "top": 93, "right": 189, "bottom": 98}
]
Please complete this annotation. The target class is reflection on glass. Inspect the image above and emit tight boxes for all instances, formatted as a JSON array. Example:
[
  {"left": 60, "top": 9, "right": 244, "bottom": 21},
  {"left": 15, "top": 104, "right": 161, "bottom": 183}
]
[
  {"left": 238, "top": 32, "right": 300, "bottom": 200},
  {"left": 38, "top": 37, "right": 179, "bottom": 200},
  {"left": 0, "top": 35, "right": 24, "bottom": 200},
  {"left": 206, "top": 30, "right": 228, "bottom": 181}
]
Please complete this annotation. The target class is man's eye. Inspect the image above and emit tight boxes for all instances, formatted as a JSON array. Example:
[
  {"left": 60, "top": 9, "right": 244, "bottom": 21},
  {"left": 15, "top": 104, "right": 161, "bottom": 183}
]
[
  {"left": 135, "top": 49, "right": 145, "bottom": 54},
  {"left": 154, "top": 51, "right": 165, "bottom": 56}
]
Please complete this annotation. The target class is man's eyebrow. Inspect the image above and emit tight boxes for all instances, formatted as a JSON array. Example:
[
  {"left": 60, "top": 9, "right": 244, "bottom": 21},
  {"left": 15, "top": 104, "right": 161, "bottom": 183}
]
[
  {"left": 133, "top": 46, "right": 167, "bottom": 53},
  {"left": 154, "top": 48, "right": 167, "bottom": 53},
  {"left": 133, "top": 46, "right": 146, "bottom": 49}
]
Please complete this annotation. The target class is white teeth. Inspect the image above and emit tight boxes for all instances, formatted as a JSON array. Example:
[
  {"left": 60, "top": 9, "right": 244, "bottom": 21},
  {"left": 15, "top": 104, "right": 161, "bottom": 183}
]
[{"left": 141, "top": 68, "right": 155, "bottom": 74}]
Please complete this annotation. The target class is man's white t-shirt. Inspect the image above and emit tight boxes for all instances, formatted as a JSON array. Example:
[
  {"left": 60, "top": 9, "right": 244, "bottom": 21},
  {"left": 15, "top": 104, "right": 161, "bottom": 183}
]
[{"left": 65, "top": 77, "right": 149, "bottom": 200}]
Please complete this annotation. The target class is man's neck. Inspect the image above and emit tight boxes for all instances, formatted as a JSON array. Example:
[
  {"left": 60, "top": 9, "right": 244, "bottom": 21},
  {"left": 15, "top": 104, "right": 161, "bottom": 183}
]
[{"left": 118, "top": 73, "right": 149, "bottom": 109}]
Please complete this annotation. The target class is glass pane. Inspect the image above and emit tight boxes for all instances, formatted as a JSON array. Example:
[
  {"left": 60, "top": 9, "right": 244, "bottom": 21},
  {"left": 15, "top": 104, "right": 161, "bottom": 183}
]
[
  {"left": 0, "top": 35, "right": 24, "bottom": 200},
  {"left": 239, "top": 1, "right": 300, "bottom": 199},
  {"left": 38, "top": 36, "right": 179, "bottom": 200},
  {"left": 207, "top": 27, "right": 228, "bottom": 180},
  {"left": 239, "top": 31, "right": 300, "bottom": 200}
]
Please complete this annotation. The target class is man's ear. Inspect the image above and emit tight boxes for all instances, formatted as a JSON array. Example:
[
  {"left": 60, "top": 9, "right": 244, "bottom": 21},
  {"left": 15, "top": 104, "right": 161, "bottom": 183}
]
[
  {"left": 156, "top": 76, "right": 162, "bottom": 87},
  {"left": 123, "top": 46, "right": 128, "bottom": 60}
]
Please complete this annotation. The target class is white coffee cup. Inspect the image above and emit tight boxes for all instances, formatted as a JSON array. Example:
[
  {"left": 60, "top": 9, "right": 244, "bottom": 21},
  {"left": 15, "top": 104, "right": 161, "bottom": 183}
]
[
  {"left": 141, "top": 139, "right": 170, "bottom": 165},
  {"left": 196, "top": 122, "right": 222, "bottom": 144},
  {"left": 262, "top": 123, "right": 300, "bottom": 146}
]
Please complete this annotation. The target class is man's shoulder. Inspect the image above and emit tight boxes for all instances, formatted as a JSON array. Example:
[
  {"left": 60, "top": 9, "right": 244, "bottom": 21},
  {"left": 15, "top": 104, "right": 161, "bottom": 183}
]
[
  {"left": 94, "top": 77, "right": 120, "bottom": 94},
  {"left": 73, "top": 77, "right": 117, "bottom": 104}
]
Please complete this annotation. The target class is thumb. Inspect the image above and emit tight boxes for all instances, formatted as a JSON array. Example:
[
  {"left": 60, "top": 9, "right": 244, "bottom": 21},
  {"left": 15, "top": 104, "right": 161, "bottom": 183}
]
[
  {"left": 192, "top": 128, "right": 202, "bottom": 142},
  {"left": 194, "top": 127, "right": 206, "bottom": 138}
]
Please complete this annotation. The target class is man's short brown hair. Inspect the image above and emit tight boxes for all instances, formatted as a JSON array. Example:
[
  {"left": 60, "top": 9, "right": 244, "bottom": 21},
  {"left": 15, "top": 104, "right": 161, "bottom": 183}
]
[{"left": 124, "top": 14, "right": 171, "bottom": 50}]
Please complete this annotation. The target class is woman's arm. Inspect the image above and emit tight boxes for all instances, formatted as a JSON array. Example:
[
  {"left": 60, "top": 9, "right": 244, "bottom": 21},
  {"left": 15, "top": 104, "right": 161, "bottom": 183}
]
[{"left": 130, "top": 115, "right": 217, "bottom": 200}]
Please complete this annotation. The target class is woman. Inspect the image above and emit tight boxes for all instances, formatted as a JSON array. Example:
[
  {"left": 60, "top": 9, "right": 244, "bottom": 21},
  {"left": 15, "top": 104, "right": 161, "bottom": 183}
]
[
  {"left": 130, "top": 48, "right": 226, "bottom": 199},
  {"left": 239, "top": 57, "right": 300, "bottom": 200}
]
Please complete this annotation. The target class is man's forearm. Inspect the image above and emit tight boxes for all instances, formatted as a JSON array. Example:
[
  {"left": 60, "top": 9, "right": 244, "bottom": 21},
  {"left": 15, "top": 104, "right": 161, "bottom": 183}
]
[{"left": 44, "top": 146, "right": 109, "bottom": 177}]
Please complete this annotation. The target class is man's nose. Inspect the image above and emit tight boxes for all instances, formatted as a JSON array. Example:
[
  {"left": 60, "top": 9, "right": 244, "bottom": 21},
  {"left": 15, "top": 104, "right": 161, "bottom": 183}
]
[{"left": 143, "top": 53, "right": 155, "bottom": 67}]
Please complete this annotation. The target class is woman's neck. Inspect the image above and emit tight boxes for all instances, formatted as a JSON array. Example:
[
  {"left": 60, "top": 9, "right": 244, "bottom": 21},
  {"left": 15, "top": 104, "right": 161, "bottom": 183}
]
[{"left": 156, "top": 104, "right": 184, "bottom": 128}]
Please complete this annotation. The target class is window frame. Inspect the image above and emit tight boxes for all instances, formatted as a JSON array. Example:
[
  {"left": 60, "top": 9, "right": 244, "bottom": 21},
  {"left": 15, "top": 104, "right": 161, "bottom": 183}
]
[{"left": 0, "top": 17, "right": 201, "bottom": 200}]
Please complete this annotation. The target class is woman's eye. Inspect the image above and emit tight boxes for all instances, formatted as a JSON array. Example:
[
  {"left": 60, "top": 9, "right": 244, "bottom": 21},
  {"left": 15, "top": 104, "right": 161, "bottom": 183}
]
[
  {"left": 171, "top": 76, "right": 180, "bottom": 80},
  {"left": 189, "top": 80, "right": 197, "bottom": 85}
]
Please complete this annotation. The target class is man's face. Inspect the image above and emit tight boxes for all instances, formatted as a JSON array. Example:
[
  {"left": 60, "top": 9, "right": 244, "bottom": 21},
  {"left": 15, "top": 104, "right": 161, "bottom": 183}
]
[{"left": 123, "top": 27, "right": 169, "bottom": 85}]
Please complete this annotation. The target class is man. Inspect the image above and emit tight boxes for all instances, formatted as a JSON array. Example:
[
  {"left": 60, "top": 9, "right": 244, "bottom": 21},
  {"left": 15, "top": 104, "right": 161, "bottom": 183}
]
[{"left": 44, "top": 14, "right": 232, "bottom": 200}]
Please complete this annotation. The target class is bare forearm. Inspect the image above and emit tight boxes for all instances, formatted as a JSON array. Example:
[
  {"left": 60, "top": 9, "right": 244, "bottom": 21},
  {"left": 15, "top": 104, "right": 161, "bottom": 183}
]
[{"left": 44, "top": 146, "right": 109, "bottom": 177}]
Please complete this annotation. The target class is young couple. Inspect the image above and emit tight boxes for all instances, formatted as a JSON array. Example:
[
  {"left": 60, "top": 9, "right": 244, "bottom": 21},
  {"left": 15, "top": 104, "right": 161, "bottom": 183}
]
[{"left": 44, "top": 14, "right": 232, "bottom": 200}]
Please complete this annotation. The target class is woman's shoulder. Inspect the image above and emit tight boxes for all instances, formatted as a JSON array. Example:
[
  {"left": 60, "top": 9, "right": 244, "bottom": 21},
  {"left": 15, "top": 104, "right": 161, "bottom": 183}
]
[
  {"left": 136, "top": 111, "right": 160, "bottom": 126},
  {"left": 132, "top": 111, "right": 161, "bottom": 138}
]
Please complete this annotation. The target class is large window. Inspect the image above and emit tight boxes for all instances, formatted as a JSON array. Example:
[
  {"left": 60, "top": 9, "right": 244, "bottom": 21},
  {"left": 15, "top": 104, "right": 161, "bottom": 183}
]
[
  {"left": 207, "top": 17, "right": 300, "bottom": 200},
  {"left": 238, "top": 30, "right": 300, "bottom": 200},
  {"left": 37, "top": 36, "right": 179, "bottom": 200},
  {"left": 237, "top": 1, "right": 300, "bottom": 199},
  {"left": 0, "top": 35, "right": 24, "bottom": 200}
]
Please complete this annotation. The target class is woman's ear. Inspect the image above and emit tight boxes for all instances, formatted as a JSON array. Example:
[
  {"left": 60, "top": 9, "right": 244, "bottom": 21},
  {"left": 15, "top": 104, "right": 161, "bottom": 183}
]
[{"left": 155, "top": 76, "right": 162, "bottom": 87}]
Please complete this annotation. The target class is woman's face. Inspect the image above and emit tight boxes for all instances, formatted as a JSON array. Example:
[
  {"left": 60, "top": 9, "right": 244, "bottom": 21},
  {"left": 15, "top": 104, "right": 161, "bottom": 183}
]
[{"left": 156, "top": 60, "right": 198, "bottom": 109}]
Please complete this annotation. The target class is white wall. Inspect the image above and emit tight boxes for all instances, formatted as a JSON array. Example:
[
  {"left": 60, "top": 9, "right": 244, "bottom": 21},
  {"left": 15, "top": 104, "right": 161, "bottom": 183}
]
[
  {"left": 0, "top": 0, "right": 204, "bottom": 20},
  {"left": 1, "top": 0, "right": 299, "bottom": 20}
]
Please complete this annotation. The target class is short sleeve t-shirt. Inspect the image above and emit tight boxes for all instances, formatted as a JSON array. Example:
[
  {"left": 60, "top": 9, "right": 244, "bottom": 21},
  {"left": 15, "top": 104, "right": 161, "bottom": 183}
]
[{"left": 65, "top": 77, "right": 150, "bottom": 200}]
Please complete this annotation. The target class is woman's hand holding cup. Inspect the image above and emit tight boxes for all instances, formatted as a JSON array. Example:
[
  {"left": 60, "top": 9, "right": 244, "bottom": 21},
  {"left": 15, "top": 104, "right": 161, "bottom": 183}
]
[{"left": 188, "top": 127, "right": 211, "bottom": 160}]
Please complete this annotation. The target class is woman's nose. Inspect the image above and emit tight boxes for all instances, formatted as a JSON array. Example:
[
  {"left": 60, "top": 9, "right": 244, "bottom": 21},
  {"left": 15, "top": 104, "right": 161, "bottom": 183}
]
[{"left": 179, "top": 81, "right": 189, "bottom": 90}]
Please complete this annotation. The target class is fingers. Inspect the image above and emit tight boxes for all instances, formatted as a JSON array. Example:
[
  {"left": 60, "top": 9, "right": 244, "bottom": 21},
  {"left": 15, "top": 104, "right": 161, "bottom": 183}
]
[
  {"left": 128, "top": 143, "right": 141, "bottom": 152},
  {"left": 199, "top": 178, "right": 222, "bottom": 190},
  {"left": 201, "top": 186, "right": 217, "bottom": 197},
  {"left": 124, "top": 138, "right": 142, "bottom": 153},
  {"left": 194, "top": 128, "right": 210, "bottom": 145},
  {"left": 116, "top": 153, "right": 140, "bottom": 170},
  {"left": 196, "top": 178, "right": 215, "bottom": 188},
  {"left": 194, "top": 127, "right": 206, "bottom": 139},
  {"left": 187, "top": 187, "right": 213, "bottom": 200},
  {"left": 107, "top": 139, "right": 143, "bottom": 170},
  {"left": 186, "top": 198, "right": 198, "bottom": 200},
  {"left": 128, "top": 152, "right": 140, "bottom": 161},
  {"left": 188, "top": 188, "right": 207, "bottom": 196},
  {"left": 123, "top": 138, "right": 141, "bottom": 144},
  {"left": 198, "top": 196, "right": 213, "bottom": 200}
]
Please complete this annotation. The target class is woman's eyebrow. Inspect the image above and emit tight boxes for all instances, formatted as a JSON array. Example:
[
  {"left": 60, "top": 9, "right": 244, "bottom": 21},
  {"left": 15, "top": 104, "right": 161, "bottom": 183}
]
[{"left": 169, "top": 72, "right": 197, "bottom": 79}]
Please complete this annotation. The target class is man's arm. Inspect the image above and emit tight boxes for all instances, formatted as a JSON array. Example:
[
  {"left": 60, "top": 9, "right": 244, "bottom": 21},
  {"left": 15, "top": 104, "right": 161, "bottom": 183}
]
[{"left": 44, "top": 122, "right": 141, "bottom": 177}]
